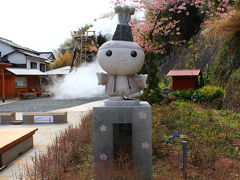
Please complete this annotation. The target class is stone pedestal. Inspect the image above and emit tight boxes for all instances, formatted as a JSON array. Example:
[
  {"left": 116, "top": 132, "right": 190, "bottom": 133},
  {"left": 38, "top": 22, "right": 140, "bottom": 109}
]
[{"left": 93, "top": 101, "right": 152, "bottom": 180}]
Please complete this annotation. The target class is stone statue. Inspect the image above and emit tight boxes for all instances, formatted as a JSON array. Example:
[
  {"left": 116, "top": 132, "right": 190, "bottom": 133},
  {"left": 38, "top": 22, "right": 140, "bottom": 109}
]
[
  {"left": 93, "top": 7, "right": 152, "bottom": 180},
  {"left": 114, "top": 5, "right": 135, "bottom": 25},
  {"left": 97, "top": 5, "right": 147, "bottom": 102}
]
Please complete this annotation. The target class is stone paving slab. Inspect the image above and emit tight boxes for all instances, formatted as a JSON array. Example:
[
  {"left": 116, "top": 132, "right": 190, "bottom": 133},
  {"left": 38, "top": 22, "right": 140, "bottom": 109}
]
[
  {"left": 0, "top": 97, "right": 105, "bottom": 112},
  {"left": 0, "top": 100, "right": 103, "bottom": 180}
]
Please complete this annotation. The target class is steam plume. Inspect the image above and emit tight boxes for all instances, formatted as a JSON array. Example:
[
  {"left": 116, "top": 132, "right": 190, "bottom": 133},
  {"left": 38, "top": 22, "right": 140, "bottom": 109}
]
[{"left": 50, "top": 60, "right": 105, "bottom": 99}]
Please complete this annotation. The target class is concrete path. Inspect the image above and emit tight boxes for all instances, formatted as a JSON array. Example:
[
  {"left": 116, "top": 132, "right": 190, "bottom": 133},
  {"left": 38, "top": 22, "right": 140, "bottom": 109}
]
[
  {"left": 0, "top": 100, "right": 103, "bottom": 180},
  {"left": 0, "top": 99, "right": 19, "bottom": 106},
  {"left": 0, "top": 97, "right": 105, "bottom": 112}
]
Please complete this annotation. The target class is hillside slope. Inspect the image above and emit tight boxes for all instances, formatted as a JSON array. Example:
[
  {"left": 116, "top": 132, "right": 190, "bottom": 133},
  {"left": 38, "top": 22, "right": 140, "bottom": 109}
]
[{"left": 223, "top": 69, "right": 240, "bottom": 112}]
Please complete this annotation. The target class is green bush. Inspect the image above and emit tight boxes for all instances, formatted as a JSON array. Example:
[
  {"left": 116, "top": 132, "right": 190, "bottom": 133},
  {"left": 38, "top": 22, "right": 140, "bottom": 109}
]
[
  {"left": 165, "top": 86, "right": 224, "bottom": 109},
  {"left": 192, "top": 85, "right": 224, "bottom": 102},
  {"left": 170, "top": 89, "right": 195, "bottom": 101},
  {"left": 140, "top": 88, "right": 163, "bottom": 104}
]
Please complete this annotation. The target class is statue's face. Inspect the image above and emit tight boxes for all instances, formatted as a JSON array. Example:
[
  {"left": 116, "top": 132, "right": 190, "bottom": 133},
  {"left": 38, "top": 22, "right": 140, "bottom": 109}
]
[{"left": 97, "top": 41, "right": 145, "bottom": 75}]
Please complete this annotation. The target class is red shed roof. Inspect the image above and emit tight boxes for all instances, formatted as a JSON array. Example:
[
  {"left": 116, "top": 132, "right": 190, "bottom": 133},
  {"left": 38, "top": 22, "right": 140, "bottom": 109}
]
[{"left": 167, "top": 69, "right": 201, "bottom": 76}]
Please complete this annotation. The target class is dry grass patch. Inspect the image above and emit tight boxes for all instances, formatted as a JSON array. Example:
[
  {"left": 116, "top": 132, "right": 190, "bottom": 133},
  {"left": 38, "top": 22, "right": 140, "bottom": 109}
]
[
  {"left": 16, "top": 113, "right": 92, "bottom": 179},
  {"left": 203, "top": 10, "right": 240, "bottom": 41}
]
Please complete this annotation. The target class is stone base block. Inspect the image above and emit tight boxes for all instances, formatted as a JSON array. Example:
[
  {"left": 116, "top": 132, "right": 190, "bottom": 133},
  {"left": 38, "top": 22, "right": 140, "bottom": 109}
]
[
  {"left": 93, "top": 101, "right": 152, "bottom": 180},
  {"left": 0, "top": 113, "right": 15, "bottom": 124}
]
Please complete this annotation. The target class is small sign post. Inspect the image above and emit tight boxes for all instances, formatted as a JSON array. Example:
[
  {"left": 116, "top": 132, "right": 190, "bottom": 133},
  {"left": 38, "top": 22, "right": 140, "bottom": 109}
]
[{"left": 182, "top": 141, "right": 188, "bottom": 179}]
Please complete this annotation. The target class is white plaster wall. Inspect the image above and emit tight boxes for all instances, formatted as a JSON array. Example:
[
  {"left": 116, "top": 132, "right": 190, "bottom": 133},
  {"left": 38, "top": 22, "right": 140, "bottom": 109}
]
[
  {"left": 0, "top": 41, "right": 14, "bottom": 57},
  {"left": 8, "top": 52, "right": 26, "bottom": 64},
  {"left": 26, "top": 57, "right": 46, "bottom": 70}
]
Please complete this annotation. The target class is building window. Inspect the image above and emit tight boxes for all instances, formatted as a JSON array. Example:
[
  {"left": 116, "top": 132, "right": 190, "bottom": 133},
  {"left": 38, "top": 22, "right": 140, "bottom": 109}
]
[
  {"left": 30, "top": 62, "right": 37, "bottom": 69},
  {"left": 15, "top": 77, "right": 26, "bottom": 88},
  {"left": 40, "top": 63, "right": 46, "bottom": 72}
]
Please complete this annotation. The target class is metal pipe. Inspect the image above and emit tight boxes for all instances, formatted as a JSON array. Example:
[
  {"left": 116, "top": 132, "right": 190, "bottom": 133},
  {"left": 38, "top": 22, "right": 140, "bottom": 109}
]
[{"left": 182, "top": 141, "right": 188, "bottom": 179}]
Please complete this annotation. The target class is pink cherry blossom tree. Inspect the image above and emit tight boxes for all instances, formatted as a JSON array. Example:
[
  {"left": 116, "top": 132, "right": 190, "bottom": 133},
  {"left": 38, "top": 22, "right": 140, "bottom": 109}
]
[
  {"left": 114, "top": 0, "right": 231, "bottom": 54},
  {"left": 112, "top": 0, "right": 233, "bottom": 103}
]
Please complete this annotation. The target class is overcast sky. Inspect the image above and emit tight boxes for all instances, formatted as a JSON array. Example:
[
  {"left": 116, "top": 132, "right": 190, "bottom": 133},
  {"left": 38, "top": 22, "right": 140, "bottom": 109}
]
[{"left": 0, "top": 0, "right": 117, "bottom": 52}]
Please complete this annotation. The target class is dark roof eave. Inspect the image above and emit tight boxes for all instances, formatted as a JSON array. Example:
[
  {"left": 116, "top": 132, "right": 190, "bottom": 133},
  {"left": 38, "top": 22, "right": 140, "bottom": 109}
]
[
  {"left": 5, "top": 50, "right": 47, "bottom": 61},
  {"left": 25, "top": 55, "right": 47, "bottom": 60}
]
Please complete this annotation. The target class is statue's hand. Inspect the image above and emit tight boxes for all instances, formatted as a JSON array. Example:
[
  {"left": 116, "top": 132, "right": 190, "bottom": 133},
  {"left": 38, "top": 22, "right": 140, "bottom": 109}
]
[
  {"left": 134, "top": 74, "right": 148, "bottom": 89},
  {"left": 96, "top": 72, "right": 108, "bottom": 85}
]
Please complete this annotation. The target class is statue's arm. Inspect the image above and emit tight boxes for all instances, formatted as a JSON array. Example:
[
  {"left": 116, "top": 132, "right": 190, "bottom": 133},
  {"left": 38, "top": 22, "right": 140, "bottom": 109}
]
[
  {"left": 96, "top": 72, "right": 108, "bottom": 85},
  {"left": 134, "top": 74, "right": 148, "bottom": 89}
]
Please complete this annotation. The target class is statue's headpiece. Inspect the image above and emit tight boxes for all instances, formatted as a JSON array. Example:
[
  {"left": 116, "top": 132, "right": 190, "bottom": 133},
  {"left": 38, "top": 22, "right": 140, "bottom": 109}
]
[{"left": 112, "top": 5, "right": 135, "bottom": 42}]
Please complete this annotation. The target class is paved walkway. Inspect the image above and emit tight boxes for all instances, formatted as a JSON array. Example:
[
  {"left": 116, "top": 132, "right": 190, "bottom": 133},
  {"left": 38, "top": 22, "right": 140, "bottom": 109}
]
[
  {"left": 0, "top": 97, "right": 105, "bottom": 112},
  {"left": 0, "top": 99, "right": 19, "bottom": 106},
  {"left": 0, "top": 100, "right": 103, "bottom": 180}
]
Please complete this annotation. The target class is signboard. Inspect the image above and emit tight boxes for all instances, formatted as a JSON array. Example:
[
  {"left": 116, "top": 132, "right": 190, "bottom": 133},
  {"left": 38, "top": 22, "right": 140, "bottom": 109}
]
[{"left": 34, "top": 116, "right": 53, "bottom": 123}]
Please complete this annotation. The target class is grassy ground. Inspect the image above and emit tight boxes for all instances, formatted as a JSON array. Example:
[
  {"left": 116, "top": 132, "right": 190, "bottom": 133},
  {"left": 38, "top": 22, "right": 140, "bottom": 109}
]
[
  {"left": 17, "top": 102, "right": 240, "bottom": 179},
  {"left": 152, "top": 102, "right": 240, "bottom": 179}
]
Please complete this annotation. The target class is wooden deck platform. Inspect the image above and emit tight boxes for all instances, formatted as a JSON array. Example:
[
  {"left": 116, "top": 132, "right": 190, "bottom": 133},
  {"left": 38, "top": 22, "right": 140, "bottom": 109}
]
[{"left": 0, "top": 128, "right": 38, "bottom": 169}]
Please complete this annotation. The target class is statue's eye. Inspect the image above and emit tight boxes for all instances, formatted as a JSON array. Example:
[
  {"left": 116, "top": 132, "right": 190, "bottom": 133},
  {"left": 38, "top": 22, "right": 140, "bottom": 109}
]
[
  {"left": 131, "top": 51, "right": 137, "bottom": 57},
  {"left": 106, "top": 50, "right": 112, "bottom": 57}
]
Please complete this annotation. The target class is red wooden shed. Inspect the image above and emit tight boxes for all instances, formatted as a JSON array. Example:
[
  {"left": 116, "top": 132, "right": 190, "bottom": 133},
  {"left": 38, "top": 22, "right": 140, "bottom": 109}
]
[
  {"left": 0, "top": 66, "right": 45, "bottom": 99},
  {"left": 167, "top": 69, "right": 202, "bottom": 91}
]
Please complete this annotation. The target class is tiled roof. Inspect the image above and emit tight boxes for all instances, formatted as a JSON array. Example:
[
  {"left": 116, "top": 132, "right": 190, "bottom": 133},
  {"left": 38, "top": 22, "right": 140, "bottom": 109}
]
[
  {"left": 167, "top": 69, "right": 201, "bottom": 76},
  {"left": 0, "top": 37, "right": 38, "bottom": 54},
  {"left": 39, "top": 52, "right": 53, "bottom": 59},
  {"left": 45, "top": 66, "right": 70, "bottom": 75},
  {"left": 6, "top": 68, "right": 45, "bottom": 76},
  {"left": 17, "top": 50, "right": 46, "bottom": 60},
  {"left": 0, "top": 37, "right": 54, "bottom": 64}
]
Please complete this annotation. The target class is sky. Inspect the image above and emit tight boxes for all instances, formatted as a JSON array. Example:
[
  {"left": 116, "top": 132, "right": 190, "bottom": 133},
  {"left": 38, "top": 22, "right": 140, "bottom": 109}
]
[{"left": 0, "top": 0, "right": 117, "bottom": 52}]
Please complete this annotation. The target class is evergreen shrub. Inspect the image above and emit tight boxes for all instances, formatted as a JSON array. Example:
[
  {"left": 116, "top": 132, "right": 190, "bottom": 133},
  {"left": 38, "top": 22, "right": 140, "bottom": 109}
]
[
  {"left": 192, "top": 85, "right": 224, "bottom": 102},
  {"left": 170, "top": 89, "right": 195, "bottom": 101}
]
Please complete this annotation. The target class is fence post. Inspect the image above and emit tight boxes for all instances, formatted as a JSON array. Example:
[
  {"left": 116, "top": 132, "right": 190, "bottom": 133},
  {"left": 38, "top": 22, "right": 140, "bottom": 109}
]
[{"left": 182, "top": 141, "right": 188, "bottom": 179}]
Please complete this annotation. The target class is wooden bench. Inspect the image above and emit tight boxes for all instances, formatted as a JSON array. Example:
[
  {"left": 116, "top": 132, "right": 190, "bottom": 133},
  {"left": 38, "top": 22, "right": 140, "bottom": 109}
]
[
  {"left": 21, "top": 92, "right": 37, "bottom": 99},
  {"left": 0, "top": 128, "right": 38, "bottom": 169},
  {"left": 22, "top": 112, "right": 67, "bottom": 124},
  {"left": 29, "top": 88, "right": 42, "bottom": 97}
]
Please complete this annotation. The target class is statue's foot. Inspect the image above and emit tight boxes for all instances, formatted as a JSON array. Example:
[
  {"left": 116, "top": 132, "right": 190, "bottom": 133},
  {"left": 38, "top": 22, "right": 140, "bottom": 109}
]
[
  {"left": 127, "top": 92, "right": 142, "bottom": 99},
  {"left": 123, "top": 95, "right": 135, "bottom": 100}
]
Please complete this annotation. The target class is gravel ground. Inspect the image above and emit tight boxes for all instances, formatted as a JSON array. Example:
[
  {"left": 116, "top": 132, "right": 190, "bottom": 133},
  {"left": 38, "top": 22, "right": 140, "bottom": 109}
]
[{"left": 0, "top": 97, "right": 106, "bottom": 112}]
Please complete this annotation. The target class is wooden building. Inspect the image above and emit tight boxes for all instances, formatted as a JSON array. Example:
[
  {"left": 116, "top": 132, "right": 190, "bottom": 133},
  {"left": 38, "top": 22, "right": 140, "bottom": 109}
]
[
  {"left": 167, "top": 69, "right": 202, "bottom": 91},
  {"left": 0, "top": 66, "right": 45, "bottom": 99},
  {"left": 0, "top": 37, "right": 54, "bottom": 100}
]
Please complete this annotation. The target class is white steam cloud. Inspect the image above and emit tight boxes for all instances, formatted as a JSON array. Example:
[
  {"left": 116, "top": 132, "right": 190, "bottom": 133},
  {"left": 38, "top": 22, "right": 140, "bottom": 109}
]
[{"left": 50, "top": 61, "right": 105, "bottom": 99}]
